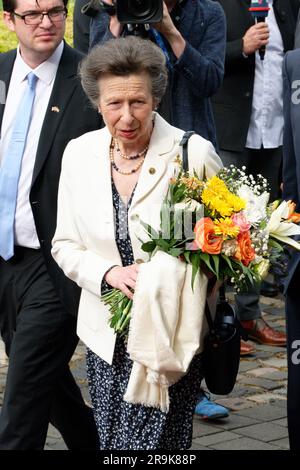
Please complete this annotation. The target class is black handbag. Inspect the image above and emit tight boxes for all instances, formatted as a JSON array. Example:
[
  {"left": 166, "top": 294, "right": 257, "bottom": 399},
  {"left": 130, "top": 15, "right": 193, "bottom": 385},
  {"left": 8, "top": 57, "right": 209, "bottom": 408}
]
[
  {"left": 202, "top": 286, "right": 241, "bottom": 395},
  {"left": 180, "top": 131, "right": 241, "bottom": 395}
]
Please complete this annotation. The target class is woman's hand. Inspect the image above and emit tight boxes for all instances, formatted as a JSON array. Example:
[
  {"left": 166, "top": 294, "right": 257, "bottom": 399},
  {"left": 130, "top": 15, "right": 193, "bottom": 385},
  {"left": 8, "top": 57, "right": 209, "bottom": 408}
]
[{"left": 105, "top": 264, "right": 139, "bottom": 299}]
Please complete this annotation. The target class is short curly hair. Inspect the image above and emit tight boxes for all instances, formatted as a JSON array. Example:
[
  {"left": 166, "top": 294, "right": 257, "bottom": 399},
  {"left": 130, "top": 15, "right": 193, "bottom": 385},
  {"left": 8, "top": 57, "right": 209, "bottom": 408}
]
[{"left": 79, "top": 36, "right": 168, "bottom": 109}]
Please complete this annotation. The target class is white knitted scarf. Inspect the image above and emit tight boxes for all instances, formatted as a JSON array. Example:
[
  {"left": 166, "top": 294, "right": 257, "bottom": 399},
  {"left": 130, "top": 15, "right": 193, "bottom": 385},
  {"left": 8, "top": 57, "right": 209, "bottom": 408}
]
[{"left": 124, "top": 251, "right": 209, "bottom": 412}]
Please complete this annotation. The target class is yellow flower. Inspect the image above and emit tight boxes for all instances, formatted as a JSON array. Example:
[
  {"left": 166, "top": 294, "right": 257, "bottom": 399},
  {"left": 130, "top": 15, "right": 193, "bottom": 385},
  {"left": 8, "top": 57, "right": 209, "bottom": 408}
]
[
  {"left": 214, "top": 218, "right": 240, "bottom": 238},
  {"left": 201, "top": 176, "right": 245, "bottom": 217}
]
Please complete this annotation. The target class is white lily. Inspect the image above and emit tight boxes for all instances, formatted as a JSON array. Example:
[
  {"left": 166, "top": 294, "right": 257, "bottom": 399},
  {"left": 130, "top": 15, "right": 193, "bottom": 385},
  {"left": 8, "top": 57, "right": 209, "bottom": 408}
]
[{"left": 266, "top": 200, "right": 300, "bottom": 250}]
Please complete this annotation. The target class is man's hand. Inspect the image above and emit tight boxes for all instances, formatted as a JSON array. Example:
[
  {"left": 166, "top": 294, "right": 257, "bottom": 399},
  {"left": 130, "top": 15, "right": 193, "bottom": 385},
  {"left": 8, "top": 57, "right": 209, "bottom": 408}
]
[
  {"left": 153, "top": 2, "right": 186, "bottom": 59},
  {"left": 242, "top": 22, "right": 269, "bottom": 56},
  {"left": 101, "top": 0, "right": 123, "bottom": 37},
  {"left": 105, "top": 264, "right": 139, "bottom": 299},
  {"left": 153, "top": 1, "right": 177, "bottom": 38}
]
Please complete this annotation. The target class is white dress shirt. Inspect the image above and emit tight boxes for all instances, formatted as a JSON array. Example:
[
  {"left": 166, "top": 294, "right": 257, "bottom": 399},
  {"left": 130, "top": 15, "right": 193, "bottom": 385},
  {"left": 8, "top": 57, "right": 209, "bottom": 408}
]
[
  {"left": 0, "top": 41, "right": 64, "bottom": 248},
  {"left": 246, "top": 0, "right": 284, "bottom": 149}
]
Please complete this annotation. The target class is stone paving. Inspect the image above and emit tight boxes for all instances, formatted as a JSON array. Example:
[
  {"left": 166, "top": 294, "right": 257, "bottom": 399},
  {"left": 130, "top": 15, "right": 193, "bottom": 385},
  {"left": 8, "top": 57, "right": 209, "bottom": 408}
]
[{"left": 0, "top": 292, "right": 289, "bottom": 450}]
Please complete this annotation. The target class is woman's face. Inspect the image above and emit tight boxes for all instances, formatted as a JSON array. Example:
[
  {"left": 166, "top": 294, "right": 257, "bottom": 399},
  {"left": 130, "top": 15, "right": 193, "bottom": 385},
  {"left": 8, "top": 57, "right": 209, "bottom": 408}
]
[{"left": 98, "top": 72, "right": 156, "bottom": 149}]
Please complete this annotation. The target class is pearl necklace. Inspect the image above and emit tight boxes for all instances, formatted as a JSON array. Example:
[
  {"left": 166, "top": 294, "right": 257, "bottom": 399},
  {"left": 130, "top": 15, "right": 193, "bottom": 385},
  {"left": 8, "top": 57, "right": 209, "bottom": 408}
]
[
  {"left": 110, "top": 140, "right": 145, "bottom": 175},
  {"left": 114, "top": 138, "right": 149, "bottom": 160}
]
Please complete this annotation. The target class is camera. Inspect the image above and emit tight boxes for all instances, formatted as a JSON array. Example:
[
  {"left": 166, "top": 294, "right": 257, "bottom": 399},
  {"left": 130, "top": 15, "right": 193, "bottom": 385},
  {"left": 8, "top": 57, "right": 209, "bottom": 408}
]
[
  {"left": 115, "top": 0, "right": 163, "bottom": 24},
  {"left": 83, "top": 1, "right": 163, "bottom": 38},
  {"left": 84, "top": 1, "right": 163, "bottom": 23}
]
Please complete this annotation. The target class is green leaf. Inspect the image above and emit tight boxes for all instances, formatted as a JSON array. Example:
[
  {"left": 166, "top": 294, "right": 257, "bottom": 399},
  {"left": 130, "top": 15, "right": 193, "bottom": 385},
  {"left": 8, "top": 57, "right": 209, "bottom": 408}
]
[
  {"left": 221, "top": 254, "right": 235, "bottom": 276},
  {"left": 211, "top": 254, "right": 220, "bottom": 279},
  {"left": 156, "top": 239, "right": 171, "bottom": 251},
  {"left": 268, "top": 238, "right": 284, "bottom": 252},
  {"left": 199, "top": 253, "right": 217, "bottom": 276},
  {"left": 141, "top": 241, "right": 156, "bottom": 253},
  {"left": 238, "top": 261, "right": 255, "bottom": 285},
  {"left": 139, "top": 220, "right": 159, "bottom": 240},
  {"left": 191, "top": 253, "right": 200, "bottom": 290},
  {"left": 169, "top": 247, "right": 184, "bottom": 257}
]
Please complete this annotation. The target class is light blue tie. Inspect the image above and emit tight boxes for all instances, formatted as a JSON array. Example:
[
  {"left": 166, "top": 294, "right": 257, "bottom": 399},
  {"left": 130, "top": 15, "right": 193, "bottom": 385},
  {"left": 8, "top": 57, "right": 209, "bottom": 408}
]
[{"left": 0, "top": 72, "right": 38, "bottom": 260}]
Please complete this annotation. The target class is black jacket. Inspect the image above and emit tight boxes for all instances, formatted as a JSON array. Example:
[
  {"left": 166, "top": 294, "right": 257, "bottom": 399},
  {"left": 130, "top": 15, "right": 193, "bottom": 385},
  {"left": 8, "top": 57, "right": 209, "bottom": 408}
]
[
  {"left": 212, "top": 0, "right": 299, "bottom": 152},
  {"left": 0, "top": 43, "right": 102, "bottom": 316}
]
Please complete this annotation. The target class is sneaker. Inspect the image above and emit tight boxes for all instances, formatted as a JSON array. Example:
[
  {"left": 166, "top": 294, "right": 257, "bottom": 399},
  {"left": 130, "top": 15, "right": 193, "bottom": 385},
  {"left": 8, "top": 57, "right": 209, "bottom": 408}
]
[{"left": 194, "top": 396, "right": 229, "bottom": 420}]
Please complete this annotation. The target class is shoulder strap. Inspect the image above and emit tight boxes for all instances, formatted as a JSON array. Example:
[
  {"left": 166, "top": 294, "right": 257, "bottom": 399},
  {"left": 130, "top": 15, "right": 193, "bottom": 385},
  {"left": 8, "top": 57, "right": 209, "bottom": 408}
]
[
  {"left": 204, "top": 301, "right": 215, "bottom": 333},
  {"left": 180, "top": 131, "right": 218, "bottom": 326},
  {"left": 179, "top": 131, "right": 195, "bottom": 172}
]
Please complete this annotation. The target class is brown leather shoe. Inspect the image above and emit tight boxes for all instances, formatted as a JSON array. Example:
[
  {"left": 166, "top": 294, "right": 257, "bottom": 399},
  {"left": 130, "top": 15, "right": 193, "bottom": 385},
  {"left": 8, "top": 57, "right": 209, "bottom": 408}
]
[
  {"left": 240, "top": 340, "right": 256, "bottom": 356},
  {"left": 240, "top": 318, "right": 286, "bottom": 346}
]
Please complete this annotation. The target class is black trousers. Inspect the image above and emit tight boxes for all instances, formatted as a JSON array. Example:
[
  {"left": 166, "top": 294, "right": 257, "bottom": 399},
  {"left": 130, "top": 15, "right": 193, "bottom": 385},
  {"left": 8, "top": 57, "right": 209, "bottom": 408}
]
[
  {"left": 0, "top": 247, "right": 99, "bottom": 450},
  {"left": 286, "top": 266, "right": 300, "bottom": 451}
]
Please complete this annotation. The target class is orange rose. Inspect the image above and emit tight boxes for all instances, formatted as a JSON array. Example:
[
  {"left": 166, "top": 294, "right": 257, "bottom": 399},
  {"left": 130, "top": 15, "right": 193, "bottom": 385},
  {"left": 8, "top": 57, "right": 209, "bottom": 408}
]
[
  {"left": 194, "top": 217, "right": 223, "bottom": 254},
  {"left": 287, "top": 201, "right": 300, "bottom": 223},
  {"left": 235, "top": 231, "right": 255, "bottom": 266}
]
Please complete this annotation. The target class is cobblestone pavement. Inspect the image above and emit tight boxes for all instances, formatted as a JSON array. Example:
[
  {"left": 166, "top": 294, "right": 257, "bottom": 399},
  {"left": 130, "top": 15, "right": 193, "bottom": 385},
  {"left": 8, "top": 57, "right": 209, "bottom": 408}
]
[{"left": 0, "top": 292, "right": 288, "bottom": 450}]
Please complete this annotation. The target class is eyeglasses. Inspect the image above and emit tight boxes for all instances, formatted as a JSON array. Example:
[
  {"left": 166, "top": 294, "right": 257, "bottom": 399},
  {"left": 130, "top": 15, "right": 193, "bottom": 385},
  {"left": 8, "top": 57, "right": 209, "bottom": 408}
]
[{"left": 13, "top": 7, "right": 67, "bottom": 25}]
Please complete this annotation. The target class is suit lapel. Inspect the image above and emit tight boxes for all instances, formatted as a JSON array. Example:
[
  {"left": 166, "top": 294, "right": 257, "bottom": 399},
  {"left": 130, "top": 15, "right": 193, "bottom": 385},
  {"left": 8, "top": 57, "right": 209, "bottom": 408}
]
[
  {"left": 0, "top": 50, "right": 17, "bottom": 136},
  {"left": 241, "top": 0, "right": 253, "bottom": 19},
  {"left": 87, "top": 120, "right": 172, "bottom": 225},
  {"left": 130, "top": 114, "right": 174, "bottom": 210},
  {"left": 32, "top": 43, "right": 79, "bottom": 185}
]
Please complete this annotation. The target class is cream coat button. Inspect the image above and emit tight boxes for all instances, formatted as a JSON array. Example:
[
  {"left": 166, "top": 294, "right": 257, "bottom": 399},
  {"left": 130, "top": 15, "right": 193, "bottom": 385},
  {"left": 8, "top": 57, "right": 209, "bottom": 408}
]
[
  {"left": 135, "top": 259, "right": 144, "bottom": 264},
  {"left": 149, "top": 167, "right": 156, "bottom": 175}
]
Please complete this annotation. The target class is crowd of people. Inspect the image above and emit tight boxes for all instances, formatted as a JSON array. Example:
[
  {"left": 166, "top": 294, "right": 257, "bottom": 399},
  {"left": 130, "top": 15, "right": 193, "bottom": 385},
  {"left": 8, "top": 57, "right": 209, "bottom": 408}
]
[{"left": 0, "top": 0, "right": 300, "bottom": 451}]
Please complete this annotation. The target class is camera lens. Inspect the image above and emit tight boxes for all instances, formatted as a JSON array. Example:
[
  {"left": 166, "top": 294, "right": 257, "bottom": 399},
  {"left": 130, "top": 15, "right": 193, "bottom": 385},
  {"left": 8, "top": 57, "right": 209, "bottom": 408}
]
[
  {"left": 116, "top": 0, "right": 163, "bottom": 24},
  {"left": 127, "top": 0, "right": 159, "bottom": 20}
]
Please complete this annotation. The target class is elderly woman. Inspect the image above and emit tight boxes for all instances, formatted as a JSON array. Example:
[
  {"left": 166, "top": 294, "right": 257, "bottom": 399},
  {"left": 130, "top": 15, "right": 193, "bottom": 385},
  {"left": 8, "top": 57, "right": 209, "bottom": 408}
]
[{"left": 52, "top": 36, "right": 222, "bottom": 450}]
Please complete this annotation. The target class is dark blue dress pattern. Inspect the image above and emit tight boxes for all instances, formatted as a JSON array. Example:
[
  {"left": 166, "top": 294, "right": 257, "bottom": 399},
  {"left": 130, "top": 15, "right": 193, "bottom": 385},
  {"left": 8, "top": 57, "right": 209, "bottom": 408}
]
[{"left": 86, "top": 180, "right": 203, "bottom": 450}]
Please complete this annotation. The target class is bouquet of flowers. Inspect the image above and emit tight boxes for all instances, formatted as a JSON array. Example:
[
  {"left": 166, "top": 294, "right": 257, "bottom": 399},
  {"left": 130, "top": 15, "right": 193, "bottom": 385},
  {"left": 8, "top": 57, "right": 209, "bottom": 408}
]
[{"left": 101, "top": 165, "right": 300, "bottom": 337}]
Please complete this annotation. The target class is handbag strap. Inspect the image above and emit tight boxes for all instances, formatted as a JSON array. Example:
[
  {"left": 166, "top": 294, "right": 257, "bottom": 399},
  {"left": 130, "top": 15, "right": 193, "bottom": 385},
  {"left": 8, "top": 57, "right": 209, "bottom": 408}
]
[
  {"left": 179, "top": 131, "right": 195, "bottom": 172},
  {"left": 204, "top": 301, "right": 215, "bottom": 332},
  {"left": 179, "top": 130, "right": 218, "bottom": 332}
]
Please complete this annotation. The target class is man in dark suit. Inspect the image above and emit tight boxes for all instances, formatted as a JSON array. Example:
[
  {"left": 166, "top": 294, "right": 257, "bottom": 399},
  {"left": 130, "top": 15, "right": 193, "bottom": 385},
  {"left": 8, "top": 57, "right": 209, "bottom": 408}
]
[
  {"left": 282, "top": 48, "right": 300, "bottom": 450},
  {"left": 212, "top": 0, "right": 299, "bottom": 352},
  {"left": 0, "top": 0, "right": 101, "bottom": 449}
]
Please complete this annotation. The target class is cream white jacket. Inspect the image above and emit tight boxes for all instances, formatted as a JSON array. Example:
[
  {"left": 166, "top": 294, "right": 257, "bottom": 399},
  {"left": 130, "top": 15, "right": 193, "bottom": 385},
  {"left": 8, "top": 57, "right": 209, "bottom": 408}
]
[{"left": 51, "top": 114, "right": 222, "bottom": 364}]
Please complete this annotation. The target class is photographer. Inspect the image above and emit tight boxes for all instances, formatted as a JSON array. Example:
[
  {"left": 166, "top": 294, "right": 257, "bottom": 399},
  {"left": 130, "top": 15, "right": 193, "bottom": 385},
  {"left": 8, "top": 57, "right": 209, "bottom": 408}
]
[
  {"left": 73, "top": 0, "right": 91, "bottom": 54},
  {"left": 89, "top": 0, "right": 226, "bottom": 149}
]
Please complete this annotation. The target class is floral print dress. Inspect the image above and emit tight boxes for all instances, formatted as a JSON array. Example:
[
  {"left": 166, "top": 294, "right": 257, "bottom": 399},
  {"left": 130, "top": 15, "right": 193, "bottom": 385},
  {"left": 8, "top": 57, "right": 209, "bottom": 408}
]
[{"left": 86, "top": 180, "right": 203, "bottom": 450}]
